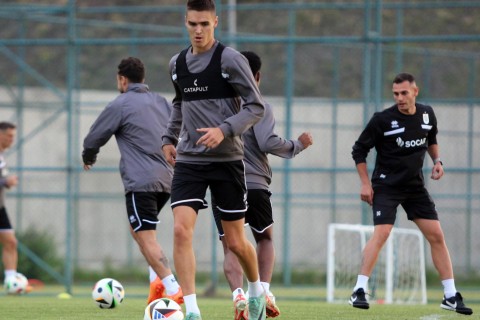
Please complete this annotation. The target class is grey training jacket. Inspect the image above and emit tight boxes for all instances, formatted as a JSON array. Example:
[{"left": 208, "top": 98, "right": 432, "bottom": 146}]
[
  {"left": 162, "top": 41, "right": 265, "bottom": 163},
  {"left": 83, "top": 83, "right": 173, "bottom": 193},
  {"left": 244, "top": 102, "right": 305, "bottom": 190}
]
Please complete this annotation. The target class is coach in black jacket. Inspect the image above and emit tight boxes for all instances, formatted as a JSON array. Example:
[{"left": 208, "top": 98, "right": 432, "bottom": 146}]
[{"left": 349, "top": 73, "right": 472, "bottom": 316}]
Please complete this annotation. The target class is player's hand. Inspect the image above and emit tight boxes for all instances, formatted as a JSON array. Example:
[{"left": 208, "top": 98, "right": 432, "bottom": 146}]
[
  {"left": 298, "top": 132, "right": 313, "bottom": 149},
  {"left": 162, "top": 144, "right": 177, "bottom": 166},
  {"left": 196, "top": 127, "right": 225, "bottom": 149},
  {"left": 5, "top": 175, "right": 18, "bottom": 188},
  {"left": 431, "top": 162, "right": 444, "bottom": 180},
  {"left": 360, "top": 183, "right": 374, "bottom": 206},
  {"left": 83, "top": 164, "right": 92, "bottom": 171}
]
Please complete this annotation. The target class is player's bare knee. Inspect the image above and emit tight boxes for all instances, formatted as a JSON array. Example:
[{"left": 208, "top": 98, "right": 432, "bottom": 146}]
[
  {"left": 4, "top": 233, "right": 17, "bottom": 247},
  {"left": 173, "top": 226, "right": 193, "bottom": 244}
]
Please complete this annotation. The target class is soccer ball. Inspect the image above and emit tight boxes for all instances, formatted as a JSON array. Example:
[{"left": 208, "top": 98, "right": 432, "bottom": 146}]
[
  {"left": 91, "top": 278, "right": 125, "bottom": 309},
  {"left": 4, "top": 273, "right": 29, "bottom": 294},
  {"left": 144, "top": 298, "right": 184, "bottom": 320}
]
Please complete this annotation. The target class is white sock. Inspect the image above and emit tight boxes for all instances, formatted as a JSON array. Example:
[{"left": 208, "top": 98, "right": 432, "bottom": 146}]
[
  {"left": 247, "top": 280, "right": 264, "bottom": 298},
  {"left": 162, "top": 274, "right": 180, "bottom": 295},
  {"left": 4, "top": 270, "right": 16, "bottom": 279},
  {"left": 232, "top": 287, "right": 245, "bottom": 301},
  {"left": 353, "top": 275, "right": 369, "bottom": 292},
  {"left": 184, "top": 294, "right": 200, "bottom": 315},
  {"left": 148, "top": 266, "right": 157, "bottom": 283},
  {"left": 442, "top": 279, "right": 457, "bottom": 298}
]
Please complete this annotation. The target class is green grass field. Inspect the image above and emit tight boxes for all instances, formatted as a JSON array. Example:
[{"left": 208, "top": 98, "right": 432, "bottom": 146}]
[{"left": 1, "top": 284, "right": 479, "bottom": 319}]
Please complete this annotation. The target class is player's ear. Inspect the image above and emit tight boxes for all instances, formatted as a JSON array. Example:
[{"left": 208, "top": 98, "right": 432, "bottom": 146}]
[
  {"left": 255, "top": 72, "right": 261, "bottom": 83},
  {"left": 413, "top": 86, "right": 419, "bottom": 97}
]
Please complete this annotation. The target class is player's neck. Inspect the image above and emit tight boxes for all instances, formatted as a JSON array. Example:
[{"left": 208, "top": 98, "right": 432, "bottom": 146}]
[{"left": 191, "top": 38, "right": 216, "bottom": 55}]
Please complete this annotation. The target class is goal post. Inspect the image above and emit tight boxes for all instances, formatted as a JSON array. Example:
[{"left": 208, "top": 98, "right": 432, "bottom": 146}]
[{"left": 327, "top": 223, "right": 427, "bottom": 305}]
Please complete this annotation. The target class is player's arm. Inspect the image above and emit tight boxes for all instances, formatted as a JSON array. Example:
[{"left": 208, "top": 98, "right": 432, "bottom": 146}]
[
  {"left": 352, "top": 117, "right": 378, "bottom": 206},
  {"left": 162, "top": 57, "right": 182, "bottom": 165},
  {"left": 254, "top": 103, "right": 312, "bottom": 158},
  {"left": 355, "top": 162, "right": 373, "bottom": 206},
  {"left": 428, "top": 144, "right": 443, "bottom": 180},
  {"left": 426, "top": 107, "right": 442, "bottom": 180},
  {"left": 218, "top": 49, "right": 265, "bottom": 137},
  {"left": 0, "top": 176, "right": 18, "bottom": 188},
  {"left": 82, "top": 102, "right": 122, "bottom": 169}
]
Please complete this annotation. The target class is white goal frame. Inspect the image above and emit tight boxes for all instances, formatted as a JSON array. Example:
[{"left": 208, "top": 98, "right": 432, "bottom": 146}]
[{"left": 327, "top": 223, "right": 427, "bottom": 304}]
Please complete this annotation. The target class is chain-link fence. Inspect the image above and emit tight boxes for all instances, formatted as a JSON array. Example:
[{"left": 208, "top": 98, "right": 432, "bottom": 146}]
[{"left": 0, "top": 1, "right": 479, "bottom": 291}]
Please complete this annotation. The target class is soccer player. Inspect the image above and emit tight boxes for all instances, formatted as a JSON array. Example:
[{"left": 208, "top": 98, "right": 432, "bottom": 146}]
[
  {"left": 349, "top": 72, "right": 473, "bottom": 316},
  {"left": 0, "top": 122, "right": 22, "bottom": 288},
  {"left": 212, "top": 51, "right": 313, "bottom": 320},
  {"left": 82, "top": 57, "right": 183, "bottom": 305},
  {"left": 161, "top": 1, "right": 266, "bottom": 319}
]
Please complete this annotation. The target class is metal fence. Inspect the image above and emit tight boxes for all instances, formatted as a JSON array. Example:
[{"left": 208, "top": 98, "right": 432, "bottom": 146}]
[{"left": 0, "top": 1, "right": 479, "bottom": 293}]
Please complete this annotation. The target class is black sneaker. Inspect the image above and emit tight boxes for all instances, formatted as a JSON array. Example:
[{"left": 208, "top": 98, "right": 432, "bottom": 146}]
[
  {"left": 349, "top": 288, "right": 369, "bottom": 309},
  {"left": 440, "top": 292, "right": 473, "bottom": 315}
]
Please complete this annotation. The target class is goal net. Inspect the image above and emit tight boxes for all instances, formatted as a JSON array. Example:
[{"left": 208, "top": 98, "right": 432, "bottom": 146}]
[{"left": 327, "top": 223, "right": 427, "bottom": 305}]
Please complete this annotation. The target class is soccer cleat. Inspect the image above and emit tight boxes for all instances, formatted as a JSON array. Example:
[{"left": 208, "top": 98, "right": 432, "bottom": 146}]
[
  {"left": 165, "top": 287, "right": 184, "bottom": 305},
  {"left": 185, "top": 313, "right": 202, "bottom": 320},
  {"left": 234, "top": 292, "right": 248, "bottom": 320},
  {"left": 147, "top": 276, "right": 165, "bottom": 304},
  {"left": 349, "top": 288, "right": 370, "bottom": 309},
  {"left": 440, "top": 292, "right": 473, "bottom": 315},
  {"left": 248, "top": 295, "right": 266, "bottom": 320},
  {"left": 265, "top": 293, "right": 280, "bottom": 318}
]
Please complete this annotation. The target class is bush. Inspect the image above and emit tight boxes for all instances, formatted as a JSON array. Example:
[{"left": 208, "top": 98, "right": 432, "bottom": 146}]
[{"left": 14, "top": 227, "right": 64, "bottom": 282}]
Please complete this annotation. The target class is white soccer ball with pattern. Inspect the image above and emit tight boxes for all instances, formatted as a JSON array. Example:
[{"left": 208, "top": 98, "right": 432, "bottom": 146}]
[
  {"left": 144, "top": 298, "right": 184, "bottom": 320},
  {"left": 4, "top": 272, "right": 29, "bottom": 294},
  {"left": 91, "top": 278, "right": 125, "bottom": 309}
]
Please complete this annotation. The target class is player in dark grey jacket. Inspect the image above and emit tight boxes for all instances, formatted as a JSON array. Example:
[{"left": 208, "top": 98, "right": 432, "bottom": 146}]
[
  {"left": 349, "top": 73, "right": 472, "bottom": 316},
  {"left": 82, "top": 57, "right": 183, "bottom": 306},
  {"left": 161, "top": 1, "right": 266, "bottom": 319},
  {"left": 212, "top": 51, "right": 313, "bottom": 320}
]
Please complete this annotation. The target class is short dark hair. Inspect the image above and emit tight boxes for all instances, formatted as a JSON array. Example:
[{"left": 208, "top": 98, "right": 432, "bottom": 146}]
[
  {"left": 240, "top": 51, "right": 262, "bottom": 77},
  {"left": 393, "top": 73, "right": 416, "bottom": 84},
  {"left": 187, "top": 0, "right": 216, "bottom": 12},
  {"left": 117, "top": 57, "right": 145, "bottom": 83},
  {"left": 0, "top": 122, "right": 16, "bottom": 131}
]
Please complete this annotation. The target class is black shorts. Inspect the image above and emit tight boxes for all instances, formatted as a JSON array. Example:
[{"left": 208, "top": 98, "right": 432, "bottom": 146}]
[
  {"left": 214, "top": 189, "right": 273, "bottom": 237},
  {"left": 171, "top": 161, "right": 247, "bottom": 221},
  {"left": 372, "top": 186, "right": 438, "bottom": 225},
  {"left": 0, "top": 207, "right": 12, "bottom": 230},
  {"left": 125, "top": 192, "right": 170, "bottom": 232}
]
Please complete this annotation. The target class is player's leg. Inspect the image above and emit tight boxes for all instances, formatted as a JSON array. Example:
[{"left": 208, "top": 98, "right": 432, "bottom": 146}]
[
  {"left": 248, "top": 189, "right": 279, "bottom": 318},
  {"left": 252, "top": 228, "right": 278, "bottom": 318},
  {"left": 131, "top": 230, "right": 182, "bottom": 301},
  {"left": 0, "top": 207, "right": 18, "bottom": 283},
  {"left": 415, "top": 219, "right": 472, "bottom": 315},
  {"left": 406, "top": 188, "right": 472, "bottom": 315},
  {"left": 222, "top": 219, "right": 266, "bottom": 320},
  {"left": 170, "top": 162, "right": 209, "bottom": 318},
  {"left": 221, "top": 238, "right": 248, "bottom": 320},
  {"left": 173, "top": 205, "right": 199, "bottom": 313},
  {"left": 212, "top": 161, "right": 266, "bottom": 320},
  {"left": 221, "top": 233, "right": 245, "bottom": 291},
  {"left": 351, "top": 190, "right": 399, "bottom": 310},
  {"left": 0, "top": 230, "right": 17, "bottom": 272},
  {"left": 349, "top": 223, "right": 393, "bottom": 309},
  {"left": 415, "top": 219, "right": 452, "bottom": 279},
  {"left": 359, "top": 224, "right": 393, "bottom": 276},
  {"left": 212, "top": 198, "right": 247, "bottom": 320},
  {"left": 125, "top": 192, "right": 181, "bottom": 304},
  {"left": 252, "top": 228, "right": 274, "bottom": 283}
]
